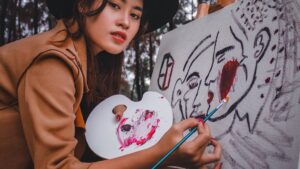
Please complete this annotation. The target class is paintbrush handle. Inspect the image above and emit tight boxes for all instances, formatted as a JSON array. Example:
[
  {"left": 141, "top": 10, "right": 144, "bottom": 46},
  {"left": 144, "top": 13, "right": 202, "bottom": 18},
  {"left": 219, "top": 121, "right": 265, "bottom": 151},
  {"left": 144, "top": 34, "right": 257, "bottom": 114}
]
[
  {"left": 203, "top": 108, "right": 218, "bottom": 121},
  {"left": 151, "top": 127, "right": 198, "bottom": 169}
]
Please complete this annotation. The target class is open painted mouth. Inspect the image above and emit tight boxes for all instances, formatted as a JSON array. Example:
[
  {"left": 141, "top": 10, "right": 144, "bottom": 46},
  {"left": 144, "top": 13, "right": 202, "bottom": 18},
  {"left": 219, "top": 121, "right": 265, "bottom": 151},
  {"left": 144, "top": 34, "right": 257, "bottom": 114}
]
[
  {"left": 219, "top": 59, "right": 239, "bottom": 100},
  {"left": 207, "top": 90, "right": 214, "bottom": 104}
]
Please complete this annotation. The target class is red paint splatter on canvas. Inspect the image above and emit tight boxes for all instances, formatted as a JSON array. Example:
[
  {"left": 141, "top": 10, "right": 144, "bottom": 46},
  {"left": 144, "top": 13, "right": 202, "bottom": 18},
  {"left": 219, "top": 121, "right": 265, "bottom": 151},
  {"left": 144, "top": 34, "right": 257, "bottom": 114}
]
[
  {"left": 219, "top": 59, "right": 239, "bottom": 100},
  {"left": 207, "top": 90, "right": 214, "bottom": 104}
]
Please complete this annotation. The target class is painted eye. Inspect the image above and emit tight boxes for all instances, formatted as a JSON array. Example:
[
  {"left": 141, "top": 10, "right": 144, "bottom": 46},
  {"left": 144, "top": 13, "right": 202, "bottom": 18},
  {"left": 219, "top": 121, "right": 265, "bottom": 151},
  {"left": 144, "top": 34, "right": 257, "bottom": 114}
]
[
  {"left": 121, "top": 124, "right": 132, "bottom": 132},
  {"left": 188, "top": 78, "right": 199, "bottom": 89},
  {"left": 189, "top": 82, "right": 198, "bottom": 89}
]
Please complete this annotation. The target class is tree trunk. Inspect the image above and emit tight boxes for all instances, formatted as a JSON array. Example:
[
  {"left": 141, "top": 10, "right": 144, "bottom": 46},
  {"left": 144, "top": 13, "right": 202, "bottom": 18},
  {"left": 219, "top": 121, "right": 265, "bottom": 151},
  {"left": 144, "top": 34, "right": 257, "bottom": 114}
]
[
  {"left": 12, "top": 1, "right": 17, "bottom": 41},
  {"left": 191, "top": 0, "right": 195, "bottom": 20},
  {"left": 149, "top": 33, "right": 154, "bottom": 77},
  {"left": 134, "top": 39, "right": 142, "bottom": 100},
  {"left": 130, "top": 83, "right": 135, "bottom": 99},
  {"left": 8, "top": 0, "right": 17, "bottom": 43},
  {"left": 17, "top": 0, "right": 21, "bottom": 39},
  {"left": 0, "top": 0, "right": 9, "bottom": 45},
  {"left": 140, "top": 58, "right": 145, "bottom": 95},
  {"left": 34, "top": 0, "right": 39, "bottom": 34}
]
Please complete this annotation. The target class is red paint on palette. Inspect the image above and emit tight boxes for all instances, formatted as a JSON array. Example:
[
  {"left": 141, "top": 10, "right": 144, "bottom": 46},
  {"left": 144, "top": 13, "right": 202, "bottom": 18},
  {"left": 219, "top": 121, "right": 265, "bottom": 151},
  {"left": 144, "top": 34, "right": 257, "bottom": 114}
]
[
  {"left": 116, "top": 109, "right": 160, "bottom": 151},
  {"left": 219, "top": 59, "right": 239, "bottom": 100},
  {"left": 144, "top": 110, "right": 154, "bottom": 120}
]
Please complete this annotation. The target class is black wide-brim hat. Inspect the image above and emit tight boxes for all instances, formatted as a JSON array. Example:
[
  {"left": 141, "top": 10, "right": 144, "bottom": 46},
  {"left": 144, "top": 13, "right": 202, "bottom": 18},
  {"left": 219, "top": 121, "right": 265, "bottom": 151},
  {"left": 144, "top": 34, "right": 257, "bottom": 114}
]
[{"left": 46, "top": 0, "right": 179, "bottom": 33}]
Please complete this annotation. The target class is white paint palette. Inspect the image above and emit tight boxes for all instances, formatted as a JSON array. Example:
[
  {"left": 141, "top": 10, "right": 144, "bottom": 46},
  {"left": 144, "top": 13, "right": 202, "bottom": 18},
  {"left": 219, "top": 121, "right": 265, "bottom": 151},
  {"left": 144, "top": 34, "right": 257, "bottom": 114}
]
[{"left": 85, "top": 91, "right": 173, "bottom": 159}]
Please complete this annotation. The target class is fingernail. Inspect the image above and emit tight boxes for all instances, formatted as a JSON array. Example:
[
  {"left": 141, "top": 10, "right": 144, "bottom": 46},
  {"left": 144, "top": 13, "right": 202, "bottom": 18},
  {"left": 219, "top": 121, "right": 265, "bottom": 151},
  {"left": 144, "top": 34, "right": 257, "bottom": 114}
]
[
  {"left": 116, "top": 114, "right": 121, "bottom": 121},
  {"left": 198, "top": 118, "right": 204, "bottom": 126}
]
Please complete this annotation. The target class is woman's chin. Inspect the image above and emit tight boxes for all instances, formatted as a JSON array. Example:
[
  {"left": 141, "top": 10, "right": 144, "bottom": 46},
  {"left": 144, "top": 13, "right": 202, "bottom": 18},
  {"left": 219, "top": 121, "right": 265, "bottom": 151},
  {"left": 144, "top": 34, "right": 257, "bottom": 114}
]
[{"left": 105, "top": 46, "right": 125, "bottom": 55}]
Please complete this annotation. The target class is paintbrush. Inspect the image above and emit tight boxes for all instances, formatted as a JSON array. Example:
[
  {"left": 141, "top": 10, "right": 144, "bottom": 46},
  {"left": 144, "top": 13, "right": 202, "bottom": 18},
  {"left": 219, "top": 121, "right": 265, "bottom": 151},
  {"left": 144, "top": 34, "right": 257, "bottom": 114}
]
[{"left": 151, "top": 96, "right": 230, "bottom": 169}]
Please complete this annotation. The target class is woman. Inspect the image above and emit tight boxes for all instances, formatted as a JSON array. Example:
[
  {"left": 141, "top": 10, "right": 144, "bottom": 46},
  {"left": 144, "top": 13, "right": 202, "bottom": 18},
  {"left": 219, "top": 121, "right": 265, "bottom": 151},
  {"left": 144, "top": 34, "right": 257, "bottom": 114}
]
[{"left": 0, "top": 0, "right": 222, "bottom": 168}]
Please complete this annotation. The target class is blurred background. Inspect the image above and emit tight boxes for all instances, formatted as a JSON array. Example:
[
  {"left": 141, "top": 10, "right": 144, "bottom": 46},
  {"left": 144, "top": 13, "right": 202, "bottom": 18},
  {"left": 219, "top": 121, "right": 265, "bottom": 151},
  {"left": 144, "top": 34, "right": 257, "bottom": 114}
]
[{"left": 0, "top": 0, "right": 230, "bottom": 100}]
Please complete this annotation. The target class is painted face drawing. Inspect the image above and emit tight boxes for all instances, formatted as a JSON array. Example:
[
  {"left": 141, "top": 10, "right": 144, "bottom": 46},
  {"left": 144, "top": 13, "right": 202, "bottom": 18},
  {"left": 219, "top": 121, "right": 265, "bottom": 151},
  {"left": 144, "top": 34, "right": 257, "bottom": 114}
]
[
  {"left": 116, "top": 109, "right": 160, "bottom": 150},
  {"left": 171, "top": 35, "right": 215, "bottom": 120},
  {"left": 204, "top": 22, "right": 271, "bottom": 130},
  {"left": 160, "top": 0, "right": 300, "bottom": 168},
  {"left": 204, "top": 1, "right": 299, "bottom": 168}
]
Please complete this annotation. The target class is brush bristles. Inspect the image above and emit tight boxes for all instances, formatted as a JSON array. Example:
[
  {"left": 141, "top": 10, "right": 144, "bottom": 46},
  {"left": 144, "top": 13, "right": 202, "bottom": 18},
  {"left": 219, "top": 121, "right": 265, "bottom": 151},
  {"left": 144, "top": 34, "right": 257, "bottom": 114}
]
[{"left": 224, "top": 96, "right": 230, "bottom": 103}]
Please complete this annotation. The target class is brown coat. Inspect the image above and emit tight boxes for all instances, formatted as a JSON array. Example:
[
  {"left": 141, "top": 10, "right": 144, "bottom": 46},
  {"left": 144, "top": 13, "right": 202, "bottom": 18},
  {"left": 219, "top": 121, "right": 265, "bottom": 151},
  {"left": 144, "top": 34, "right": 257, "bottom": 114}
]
[{"left": 0, "top": 20, "right": 92, "bottom": 169}]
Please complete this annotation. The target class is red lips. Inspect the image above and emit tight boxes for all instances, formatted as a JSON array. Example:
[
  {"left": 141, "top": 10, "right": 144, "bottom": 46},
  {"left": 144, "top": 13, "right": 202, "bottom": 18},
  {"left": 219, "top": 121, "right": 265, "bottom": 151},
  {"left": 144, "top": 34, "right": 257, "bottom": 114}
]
[{"left": 111, "top": 31, "right": 127, "bottom": 43}]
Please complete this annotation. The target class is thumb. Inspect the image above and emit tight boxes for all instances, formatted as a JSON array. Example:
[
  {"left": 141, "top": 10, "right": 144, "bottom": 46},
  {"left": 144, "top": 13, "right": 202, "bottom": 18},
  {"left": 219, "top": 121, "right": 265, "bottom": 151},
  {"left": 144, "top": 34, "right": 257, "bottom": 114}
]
[{"left": 113, "top": 104, "right": 127, "bottom": 121}]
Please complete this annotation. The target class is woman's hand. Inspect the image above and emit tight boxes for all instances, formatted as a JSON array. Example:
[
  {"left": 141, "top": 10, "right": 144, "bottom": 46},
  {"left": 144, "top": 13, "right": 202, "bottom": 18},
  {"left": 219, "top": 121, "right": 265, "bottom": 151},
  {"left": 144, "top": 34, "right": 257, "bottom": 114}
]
[{"left": 154, "top": 118, "right": 222, "bottom": 168}]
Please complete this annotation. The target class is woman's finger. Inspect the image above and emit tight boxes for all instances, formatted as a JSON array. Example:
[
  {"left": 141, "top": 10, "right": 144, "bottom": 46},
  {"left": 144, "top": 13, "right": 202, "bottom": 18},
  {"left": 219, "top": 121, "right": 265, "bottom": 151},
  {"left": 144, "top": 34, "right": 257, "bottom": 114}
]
[
  {"left": 197, "top": 120, "right": 211, "bottom": 137},
  {"left": 190, "top": 124, "right": 211, "bottom": 151},
  {"left": 199, "top": 165, "right": 209, "bottom": 169},
  {"left": 213, "top": 162, "right": 223, "bottom": 169},
  {"left": 197, "top": 162, "right": 223, "bottom": 169},
  {"left": 175, "top": 118, "right": 199, "bottom": 132},
  {"left": 200, "top": 139, "right": 222, "bottom": 164}
]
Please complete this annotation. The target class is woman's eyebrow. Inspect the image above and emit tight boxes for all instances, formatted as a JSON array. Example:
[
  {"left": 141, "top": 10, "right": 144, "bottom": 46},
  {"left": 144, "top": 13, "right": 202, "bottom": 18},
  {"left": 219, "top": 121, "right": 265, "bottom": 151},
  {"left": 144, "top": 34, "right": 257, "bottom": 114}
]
[
  {"left": 133, "top": 6, "right": 143, "bottom": 11},
  {"left": 120, "top": 0, "right": 143, "bottom": 11}
]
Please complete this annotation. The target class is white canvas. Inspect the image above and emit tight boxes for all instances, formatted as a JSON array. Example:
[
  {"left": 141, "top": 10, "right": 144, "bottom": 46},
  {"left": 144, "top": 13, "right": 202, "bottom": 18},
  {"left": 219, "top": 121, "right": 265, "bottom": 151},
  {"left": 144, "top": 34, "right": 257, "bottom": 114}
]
[{"left": 150, "top": 0, "right": 300, "bottom": 168}]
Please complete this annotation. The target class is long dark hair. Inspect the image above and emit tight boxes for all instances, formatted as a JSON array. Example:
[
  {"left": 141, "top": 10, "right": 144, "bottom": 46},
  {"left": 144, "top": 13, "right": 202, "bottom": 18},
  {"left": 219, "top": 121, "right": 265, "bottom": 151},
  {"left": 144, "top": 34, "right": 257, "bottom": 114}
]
[{"left": 63, "top": 0, "right": 148, "bottom": 114}]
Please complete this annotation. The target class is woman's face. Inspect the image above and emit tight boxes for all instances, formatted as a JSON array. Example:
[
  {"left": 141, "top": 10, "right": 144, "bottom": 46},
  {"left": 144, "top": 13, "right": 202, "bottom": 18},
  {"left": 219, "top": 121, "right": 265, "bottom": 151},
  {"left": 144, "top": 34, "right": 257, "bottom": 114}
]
[{"left": 84, "top": 0, "right": 143, "bottom": 55}]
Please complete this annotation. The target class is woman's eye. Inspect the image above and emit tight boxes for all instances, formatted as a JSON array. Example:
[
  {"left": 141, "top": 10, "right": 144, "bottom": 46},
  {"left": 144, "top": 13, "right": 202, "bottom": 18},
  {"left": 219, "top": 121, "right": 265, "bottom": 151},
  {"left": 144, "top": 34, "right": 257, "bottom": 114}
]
[
  {"left": 108, "top": 1, "right": 120, "bottom": 10},
  {"left": 131, "top": 13, "right": 141, "bottom": 20}
]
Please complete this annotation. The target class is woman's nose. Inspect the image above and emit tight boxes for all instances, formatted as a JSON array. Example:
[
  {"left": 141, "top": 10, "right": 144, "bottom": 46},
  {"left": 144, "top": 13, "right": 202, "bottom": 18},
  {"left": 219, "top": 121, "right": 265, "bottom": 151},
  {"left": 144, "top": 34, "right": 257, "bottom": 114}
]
[{"left": 117, "top": 14, "right": 130, "bottom": 30}]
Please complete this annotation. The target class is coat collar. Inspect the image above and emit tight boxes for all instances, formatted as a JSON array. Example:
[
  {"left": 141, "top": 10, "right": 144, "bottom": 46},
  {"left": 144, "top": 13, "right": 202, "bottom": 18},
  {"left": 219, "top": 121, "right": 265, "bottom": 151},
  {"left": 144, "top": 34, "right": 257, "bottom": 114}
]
[
  {"left": 53, "top": 20, "right": 89, "bottom": 128},
  {"left": 54, "top": 20, "right": 89, "bottom": 93}
]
